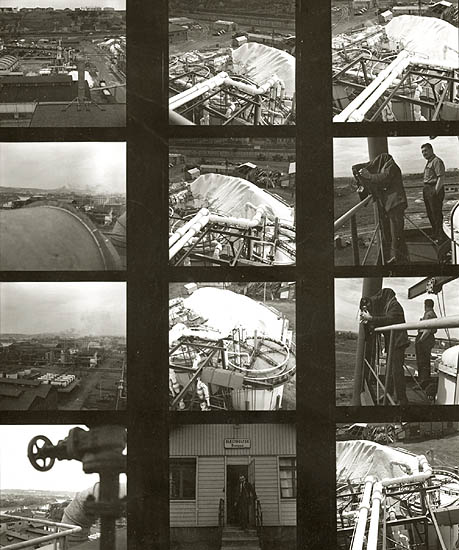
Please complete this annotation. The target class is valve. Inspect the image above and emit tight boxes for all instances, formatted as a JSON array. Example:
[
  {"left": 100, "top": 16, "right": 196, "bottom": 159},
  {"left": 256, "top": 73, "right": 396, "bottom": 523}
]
[{"left": 27, "top": 435, "right": 55, "bottom": 472}]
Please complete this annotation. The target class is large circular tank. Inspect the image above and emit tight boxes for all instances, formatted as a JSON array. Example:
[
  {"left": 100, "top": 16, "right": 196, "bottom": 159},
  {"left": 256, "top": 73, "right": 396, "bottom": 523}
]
[{"left": 0, "top": 202, "right": 122, "bottom": 270}]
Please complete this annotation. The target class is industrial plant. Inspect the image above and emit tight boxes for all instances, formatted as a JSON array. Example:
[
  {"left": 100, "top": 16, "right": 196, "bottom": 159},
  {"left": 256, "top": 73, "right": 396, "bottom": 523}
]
[
  {"left": 170, "top": 423, "right": 296, "bottom": 550},
  {"left": 169, "top": 0, "right": 295, "bottom": 124},
  {"left": 337, "top": 422, "right": 459, "bottom": 550},
  {"left": 0, "top": 424, "right": 127, "bottom": 550},
  {"left": 0, "top": 3, "right": 126, "bottom": 127},
  {"left": 0, "top": 282, "right": 127, "bottom": 410},
  {"left": 332, "top": 0, "right": 459, "bottom": 122},
  {"left": 0, "top": 142, "right": 126, "bottom": 271},
  {"left": 169, "top": 282, "right": 296, "bottom": 410},
  {"left": 334, "top": 136, "right": 459, "bottom": 266},
  {"left": 169, "top": 138, "right": 295, "bottom": 266},
  {"left": 335, "top": 276, "right": 459, "bottom": 406}
]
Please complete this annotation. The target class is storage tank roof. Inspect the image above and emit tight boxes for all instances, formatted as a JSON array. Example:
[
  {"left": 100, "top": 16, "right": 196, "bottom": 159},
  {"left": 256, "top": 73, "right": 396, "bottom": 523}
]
[
  {"left": 0, "top": 203, "right": 122, "bottom": 270},
  {"left": 232, "top": 42, "right": 295, "bottom": 96}
]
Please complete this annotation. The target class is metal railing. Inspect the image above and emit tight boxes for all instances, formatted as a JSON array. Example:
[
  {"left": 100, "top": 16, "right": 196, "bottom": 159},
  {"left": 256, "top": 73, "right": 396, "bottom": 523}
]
[
  {"left": 255, "top": 498, "right": 263, "bottom": 536},
  {"left": 0, "top": 514, "right": 82, "bottom": 550},
  {"left": 218, "top": 498, "right": 225, "bottom": 529}
]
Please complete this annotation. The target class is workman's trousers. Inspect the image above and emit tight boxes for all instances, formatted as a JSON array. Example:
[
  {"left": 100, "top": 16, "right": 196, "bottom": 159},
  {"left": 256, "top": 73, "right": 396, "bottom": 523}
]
[
  {"left": 423, "top": 185, "right": 445, "bottom": 241},
  {"left": 386, "top": 347, "right": 408, "bottom": 406},
  {"left": 380, "top": 204, "right": 409, "bottom": 264},
  {"left": 415, "top": 338, "right": 434, "bottom": 384}
]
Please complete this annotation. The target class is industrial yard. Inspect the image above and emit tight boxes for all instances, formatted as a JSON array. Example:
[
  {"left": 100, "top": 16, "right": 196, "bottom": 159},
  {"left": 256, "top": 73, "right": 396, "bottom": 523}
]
[
  {"left": 337, "top": 422, "right": 459, "bottom": 550},
  {"left": 0, "top": 282, "right": 127, "bottom": 410},
  {"left": 332, "top": 0, "right": 459, "bottom": 122},
  {"left": 169, "top": 0, "right": 295, "bottom": 124},
  {"left": 169, "top": 138, "right": 295, "bottom": 266},
  {"left": 0, "top": 3, "right": 126, "bottom": 127},
  {"left": 333, "top": 136, "right": 459, "bottom": 266},
  {"left": 169, "top": 282, "right": 296, "bottom": 411},
  {"left": 0, "top": 142, "right": 126, "bottom": 271},
  {"left": 335, "top": 277, "right": 459, "bottom": 406}
]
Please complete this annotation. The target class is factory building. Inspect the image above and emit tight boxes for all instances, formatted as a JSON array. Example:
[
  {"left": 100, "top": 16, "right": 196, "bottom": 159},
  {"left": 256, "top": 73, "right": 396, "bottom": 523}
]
[
  {"left": 169, "top": 23, "right": 188, "bottom": 44},
  {"left": 170, "top": 423, "right": 296, "bottom": 550},
  {"left": 213, "top": 20, "right": 238, "bottom": 32},
  {"left": 0, "top": 378, "right": 58, "bottom": 410}
]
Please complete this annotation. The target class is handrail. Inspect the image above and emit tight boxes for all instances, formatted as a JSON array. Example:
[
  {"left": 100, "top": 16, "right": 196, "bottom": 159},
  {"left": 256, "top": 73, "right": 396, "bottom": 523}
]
[
  {"left": 0, "top": 514, "right": 82, "bottom": 550},
  {"left": 218, "top": 498, "right": 225, "bottom": 528},
  {"left": 375, "top": 315, "right": 459, "bottom": 332},
  {"left": 334, "top": 195, "right": 372, "bottom": 232},
  {"left": 255, "top": 498, "right": 263, "bottom": 536}
]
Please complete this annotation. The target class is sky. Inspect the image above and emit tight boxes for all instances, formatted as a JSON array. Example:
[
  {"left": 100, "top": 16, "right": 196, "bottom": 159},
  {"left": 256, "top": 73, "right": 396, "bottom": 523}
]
[
  {"left": 0, "top": 425, "right": 126, "bottom": 492},
  {"left": 335, "top": 277, "right": 459, "bottom": 339},
  {"left": 0, "top": 282, "right": 126, "bottom": 336},
  {"left": 0, "top": 142, "right": 125, "bottom": 194},
  {"left": 0, "top": 0, "right": 125, "bottom": 8},
  {"left": 334, "top": 136, "right": 459, "bottom": 178}
]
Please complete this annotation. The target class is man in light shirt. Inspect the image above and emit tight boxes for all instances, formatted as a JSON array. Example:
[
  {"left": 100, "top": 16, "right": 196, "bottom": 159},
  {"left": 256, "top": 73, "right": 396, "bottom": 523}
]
[{"left": 421, "top": 143, "right": 446, "bottom": 243}]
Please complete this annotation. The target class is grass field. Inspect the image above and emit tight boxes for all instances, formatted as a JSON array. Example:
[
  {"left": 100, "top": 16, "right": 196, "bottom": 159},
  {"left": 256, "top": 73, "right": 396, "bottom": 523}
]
[{"left": 392, "top": 433, "right": 459, "bottom": 469}]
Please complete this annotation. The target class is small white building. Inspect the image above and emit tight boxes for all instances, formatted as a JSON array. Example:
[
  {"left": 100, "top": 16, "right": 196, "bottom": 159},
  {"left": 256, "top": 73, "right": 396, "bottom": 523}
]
[{"left": 170, "top": 423, "right": 296, "bottom": 550}]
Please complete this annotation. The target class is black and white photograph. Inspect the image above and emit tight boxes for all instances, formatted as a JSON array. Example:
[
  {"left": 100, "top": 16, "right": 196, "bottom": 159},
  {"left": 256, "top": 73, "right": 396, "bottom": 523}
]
[
  {"left": 168, "top": 0, "right": 295, "bottom": 125},
  {"left": 169, "top": 138, "right": 295, "bottom": 266},
  {"left": 0, "top": 0, "right": 126, "bottom": 127},
  {"left": 0, "top": 282, "right": 127, "bottom": 410},
  {"left": 170, "top": 423, "right": 296, "bottom": 550},
  {"left": 335, "top": 276, "right": 459, "bottom": 406},
  {"left": 337, "top": 421, "right": 459, "bottom": 550},
  {"left": 0, "top": 424, "right": 127, "bottom": 549},
  {"left": 0, "top": 142, "right": 126, "bottom": 271},
  {"left": 169, "top": 282, "right": 296, "bottom": 410},
  {"left": 332, "top": 1, "right": 459, "bottom": 122},
  {"left": 334, "top": 136, "right": 459, "bottom": 266}
]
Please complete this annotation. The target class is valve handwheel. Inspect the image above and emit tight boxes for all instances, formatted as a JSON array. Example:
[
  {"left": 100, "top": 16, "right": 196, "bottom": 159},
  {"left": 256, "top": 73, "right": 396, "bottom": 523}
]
[{"left": 28, "top": 435, "right": 55, "bottom": 472}]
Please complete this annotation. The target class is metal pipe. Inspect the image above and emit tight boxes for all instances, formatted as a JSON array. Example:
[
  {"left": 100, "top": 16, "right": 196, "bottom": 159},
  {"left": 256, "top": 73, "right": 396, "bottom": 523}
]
[
  {"left": 334, "top": 195, "right": 372, "bottom": 231},
  {"left": 169, "top": 209, "right": 209, "bottom": 247},
  {"left": 366, "top": 482, "right": 383, "bottom": 550},
  {"left": 169, "top": 109, "right": 196, "bottom": 125},
  {"left": 334, "top": 51, "right": 410, "bottom": 122},
  {"left": 349, "top": 57, "right": 411, "bottom": 121},
  {"left": 375, "top": 315, "right": 459, "bottom": 332},
  {"left": 169, "top": 214, "right": 210, "bottom": 260},
  {"left": 169, "top": 72, "right": 229, "bottom": 110},
  {"left": 381, "top": 455, "right": 432, "bottom": 487},
  {"left": 209, "top": 206, "right": 265, "bottom": 229},
  {"left": 351, "top": 477, "right": 375, "bottom": 550}
]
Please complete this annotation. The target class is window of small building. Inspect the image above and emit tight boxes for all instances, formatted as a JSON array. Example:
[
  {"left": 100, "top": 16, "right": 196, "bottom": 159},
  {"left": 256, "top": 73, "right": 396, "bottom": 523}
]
[
  {"left": 279, "top": 457, "right": 296, "bottom": 499},
  {"left": 170, "top": 458, "right": 196, "bottom": 500}
]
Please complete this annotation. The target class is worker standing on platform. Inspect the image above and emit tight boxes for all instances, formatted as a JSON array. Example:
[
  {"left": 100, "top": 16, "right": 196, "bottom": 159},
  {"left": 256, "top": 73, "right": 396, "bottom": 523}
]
[
  {"left": 421, "top": 143, "right": 446, "bottom": 243},
  {"left": 352, "top": 153, "right": 409, "bottom": 264},
  {"left": 360, "top": 288, "right": 410, "bottom": 406},
  {"left": 415, "top": 299, "right": 437, "bottom": 385}
]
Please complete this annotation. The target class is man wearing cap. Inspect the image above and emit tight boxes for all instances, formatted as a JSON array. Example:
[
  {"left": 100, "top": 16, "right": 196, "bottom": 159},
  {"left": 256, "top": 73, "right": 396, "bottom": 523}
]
[{"left": 421, "top": 143, "right": 446, "bottom": 243}]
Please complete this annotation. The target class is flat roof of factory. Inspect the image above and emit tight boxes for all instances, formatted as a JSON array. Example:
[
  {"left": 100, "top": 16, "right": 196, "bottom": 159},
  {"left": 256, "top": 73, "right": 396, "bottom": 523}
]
[{"left": 30, "top": 102, "right": 126, "bottom": 127}]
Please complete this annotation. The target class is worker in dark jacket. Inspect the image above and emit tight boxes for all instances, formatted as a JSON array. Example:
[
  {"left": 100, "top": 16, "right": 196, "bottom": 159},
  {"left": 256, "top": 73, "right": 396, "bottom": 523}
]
[
  {"left": 360, "top": 288, "right": 410, "bottom": 406},
  {"left": 415, "top": 299, "right": 437, "bottom": 385},
  {"left": 352, "top": 153, "right": 409, "bottom": 264},
  {"left": 236, "top": 475, "right": 256, "bottom": 530}
]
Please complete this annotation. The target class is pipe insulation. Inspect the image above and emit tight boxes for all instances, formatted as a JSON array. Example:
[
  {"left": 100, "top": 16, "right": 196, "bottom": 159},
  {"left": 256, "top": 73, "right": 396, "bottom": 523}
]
[
  {"left": 333, "top": 50, "right": 410, "bottom": 122},
  {"left": 351, "top": 477, "right": 375, "bottom": 550}
]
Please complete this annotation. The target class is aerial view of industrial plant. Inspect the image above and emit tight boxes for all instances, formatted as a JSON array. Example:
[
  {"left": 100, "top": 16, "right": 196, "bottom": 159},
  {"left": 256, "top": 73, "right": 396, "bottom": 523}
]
[
  {"left": 0, "top": 141, "right": 126, "bottom": 271},
  {"left": 0, "top": 282, "right": 127, "bottom": 410},
  {"left": 332, "top": 0, "right": 459, "bottom": 122},
  {"left": 337, "top": 421, "right": 459, "bottom": 550},
  {"left": 169, "top": 0, "right": 295, "bottom": 125},
  {"left": 0, "top": 424, "right": 127, "bottom": 549},
  {"left": 169, "top": 282, "right": 296, "bottom": 411},
  {"left": 335, "top": 276, "right": 459, "bottom": 406},
  {"left": 334, "top": 136, "right": 459, "bottom": 266},
  {"left": 169, "top": 138, "right": 295, "bottom": 266},
  {"left": 0, "top": 1, "right": 126, "bottom": 127}
]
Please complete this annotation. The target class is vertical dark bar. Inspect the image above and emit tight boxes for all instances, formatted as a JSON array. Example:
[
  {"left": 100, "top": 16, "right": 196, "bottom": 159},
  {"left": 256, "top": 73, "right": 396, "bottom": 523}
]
[
  {"left": 299, "top": 0, "right": 334, "bottom": 549},
  {"left": 350, "top": 215, "right": 360, "bottom": 266},
  {"left": 128, "top": 0, "right": 169, "bottom": 548}
]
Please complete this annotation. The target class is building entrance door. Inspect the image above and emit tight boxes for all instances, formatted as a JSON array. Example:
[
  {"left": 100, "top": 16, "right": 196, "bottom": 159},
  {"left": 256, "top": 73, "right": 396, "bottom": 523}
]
[{"left": 226, "top": 464, "right": 248, "bottom": 525}]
